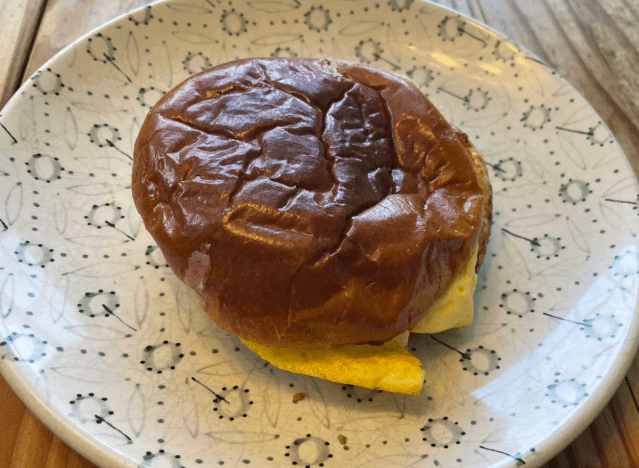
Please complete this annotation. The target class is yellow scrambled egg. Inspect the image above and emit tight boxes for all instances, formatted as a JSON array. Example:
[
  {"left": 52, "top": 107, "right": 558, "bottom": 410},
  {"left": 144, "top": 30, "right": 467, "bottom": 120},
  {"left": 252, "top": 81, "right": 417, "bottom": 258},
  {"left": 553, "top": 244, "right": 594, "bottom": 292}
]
[
  {"left": 242, "top": 245, "right": 479, "bottom": 395},
  {"left": 242, "top": 332, "right": 423, "bottom": 395}
]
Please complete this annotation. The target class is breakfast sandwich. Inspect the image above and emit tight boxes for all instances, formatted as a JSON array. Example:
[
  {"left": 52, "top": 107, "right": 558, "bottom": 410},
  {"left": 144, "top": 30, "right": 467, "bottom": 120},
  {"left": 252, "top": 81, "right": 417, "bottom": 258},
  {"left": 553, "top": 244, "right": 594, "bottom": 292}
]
[{"left": 132, "top": 58, "right": 492, "bottom": 395}]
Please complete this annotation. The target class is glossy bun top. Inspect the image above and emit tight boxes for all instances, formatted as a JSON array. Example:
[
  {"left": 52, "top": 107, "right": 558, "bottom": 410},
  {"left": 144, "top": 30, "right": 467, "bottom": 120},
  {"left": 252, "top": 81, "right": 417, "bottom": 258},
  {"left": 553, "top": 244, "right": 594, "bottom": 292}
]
[{"left": 132, "top": 58, "right": 487, "bottom": 347}]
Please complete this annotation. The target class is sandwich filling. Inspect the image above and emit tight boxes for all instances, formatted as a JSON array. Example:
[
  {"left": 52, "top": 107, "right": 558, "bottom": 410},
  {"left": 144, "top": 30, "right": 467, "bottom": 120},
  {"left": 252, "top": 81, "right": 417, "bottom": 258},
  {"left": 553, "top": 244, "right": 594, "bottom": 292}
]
[
  {"left": 242, "top": 243, "right": 479, "bottom": 395},
  {"left": 132, "top": 58, "right": 492, "bottom": 396}
]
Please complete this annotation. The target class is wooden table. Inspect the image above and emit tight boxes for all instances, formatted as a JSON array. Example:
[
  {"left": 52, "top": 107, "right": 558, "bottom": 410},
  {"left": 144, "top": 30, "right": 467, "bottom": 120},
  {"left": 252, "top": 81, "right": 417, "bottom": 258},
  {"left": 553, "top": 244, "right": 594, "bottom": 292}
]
[{"left": 1, "top": 0, "right": 639, "bottom": 466}]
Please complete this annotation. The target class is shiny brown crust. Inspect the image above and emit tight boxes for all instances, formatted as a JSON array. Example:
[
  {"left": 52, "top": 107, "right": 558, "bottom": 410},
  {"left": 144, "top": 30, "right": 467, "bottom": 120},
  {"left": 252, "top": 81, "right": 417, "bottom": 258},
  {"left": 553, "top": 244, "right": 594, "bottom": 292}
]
[{"left": 132, "top": 58, "right": 489, "bottom": 348}]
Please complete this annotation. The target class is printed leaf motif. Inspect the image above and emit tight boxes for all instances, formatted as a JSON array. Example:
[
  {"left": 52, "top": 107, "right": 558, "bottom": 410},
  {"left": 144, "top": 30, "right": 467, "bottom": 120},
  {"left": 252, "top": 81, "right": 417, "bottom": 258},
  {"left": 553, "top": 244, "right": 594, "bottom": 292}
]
[
  {"left": 126, "top": 31, "right": 140, "bottom": 76},
  {"left": 535, "top": 257, "right": 586, "bottom": 279},
  {"left": 63, "top": 106, "right": 78, "bottom": 150},
  {"left": 600, "top": 201, "right": 637, "bottom": 235},
  {"left": 418, "top": 3, "right": 441, "bottom": 14},
  {"left": 338, "top": 21, "right": 380, "bottom": 37},
  {"left": 502, "top": 232, "right": 533, "bottom": 280},
  {"left": 134, "top": 276, "right": 149, "bottom": 328},
  {"left": 175, "top": 282, "right": 195, "bottom": 334},
  {"left": 4, "top": 182, "right": 23, "bottom": 225},
  {"left": 261, "top": 372, "right": 283, "bottom": 428},
  {"left": 70, "top": 101, "right": 129, "bottom": 114},
  {"left": 302, "top": 378, "right": 331, "bottom": 429},
  {"left": 34, "top": 372, "right": 51, "bottom": 403},
  {"left": 459, "top": 112, "right": 508, "bottom": 130},
  {"left": 556, "top": 104, "right": 593, "bottom": 128},
  {"left": 481, "top": 426, "right": 518, "bottom": 445},
  {"left": 0, "top": 273, "right": 15, "bottom": 319},
  {"left": 592, "top": 152, "right": 619, "bottom": 170},
  {"left": 196, "top": 358, "right": 259, "bottom": 377},
  {"left": 480, "top": 140, "right": 519, "bottom": 161},
  {"left": 550, "top": 81, "right": 574, "bottom": 98},
  {"left": 414, "top": 17, "right": 436, "bottom": 50},
  {"left": 390, "top": 392, "right": 408, "bottom": 418},
  {"left": 457, "top": 89, "right": 513, "bottom": 129},
  {"left": 18, "top": 97, "right": 35, "bottom": 142},
  {"left": 49, "top": 275, "right": 72, "bottom": 324},
  {"left": 166, "top": 3, "right": 214, "bottom": 14},
  {"left": 565, "top": 216, "right": 591, "bottom": 254},
  {"left": 474, "top": 358, "right": 541, "bottom": 401},
  {"left": 525, "top": 152, "right": 550, "bottom": 179},
  {"left": 62, "top": 324, "right": 132, "bottom": 340},
  {"left": 520, "top": 58, "right": 546, "bottom": 97},
  {"left": 247, "top": 0, "right": 300, "bottom": 13},
  {"left": 127, "top": 203, "right": 143, "bottom": 238},
  {"left": 183, "top": 391, "right": 200, "bottom": 438},
  {"left": 62, "top": 262, "right": 140, "bottom": 278},
  {"left": 350, "top": 454, "right": 425, "bottom": 468},
  {"left": 65, "top": 235, "right": 130, "bottom": 248},
  {"left": 251, "top": 34, "right": 302, "bottom": 46},
  {"left": 161, "top": 42, "right": 175, "bottom": 89},
  {"left": 53, "top": 194, "right": 68, "bottom": 235},
  {"left": 506, "top": 214, "right": 561, "bottom": 228},
  {"left": 602, "top": 177, "right": 638, "bottom": 199},
  {"left": 557, "top": 134, "right": 587, "bottom": 170},
  {"left": 492, "top": 181, "right": 544, "bottom": 199},
  {"left": 333, "top": 413, "right": 408, "bottom": 433},
  {"left": 73, "top": 155, "right": 130, "bottom": 170},
  {"left": 64, "top": 183, "right": 129, "bottom": 196},
  {"left": 568, "top": 278, "right": 610, "bottom": 312},
  {"left": 49, "top": 365, "right": 124, "bottom": 383},
  {"left": 621, "top": 281, "right": 638, "bottom": 310},
  {"left": 385, "top": 23, "right": 403, "bottom": 65},
  {"left": 128, "top": 117, "right": 142, "bottom": 161},
  {"left": 127, "top": 383, "right": 146, "bottom": 438},
  {"left": 204, "top": 430, "right": 278, "bottom": 444},
  {"left": 170, "top": 31, "right": 216, "bottom": 44}
]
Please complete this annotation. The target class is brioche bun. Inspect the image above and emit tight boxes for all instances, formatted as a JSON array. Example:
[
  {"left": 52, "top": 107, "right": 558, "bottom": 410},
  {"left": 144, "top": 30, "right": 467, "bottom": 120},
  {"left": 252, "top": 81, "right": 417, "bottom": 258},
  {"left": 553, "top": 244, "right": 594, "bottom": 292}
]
[{"left": 132, "top": 58, "right": 492, "bottom": 348}]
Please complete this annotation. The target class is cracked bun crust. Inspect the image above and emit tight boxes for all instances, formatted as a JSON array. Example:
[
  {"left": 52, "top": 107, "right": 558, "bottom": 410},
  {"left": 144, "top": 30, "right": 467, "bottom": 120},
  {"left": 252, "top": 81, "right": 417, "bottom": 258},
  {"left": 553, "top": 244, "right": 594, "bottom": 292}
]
[{"left": 132, "top": 58, "right": 491, "bottom": 348}]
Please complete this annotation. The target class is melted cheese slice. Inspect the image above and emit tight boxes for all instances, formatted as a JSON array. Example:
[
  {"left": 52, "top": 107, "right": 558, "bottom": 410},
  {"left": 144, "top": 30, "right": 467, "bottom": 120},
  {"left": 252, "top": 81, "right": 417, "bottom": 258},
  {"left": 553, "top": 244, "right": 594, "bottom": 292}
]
[
  {"left": 242, "top": 244, "right": 479, "bottom": 395},
  {"left": 411, "top": 243, "right": 478, "bottom": 333}
]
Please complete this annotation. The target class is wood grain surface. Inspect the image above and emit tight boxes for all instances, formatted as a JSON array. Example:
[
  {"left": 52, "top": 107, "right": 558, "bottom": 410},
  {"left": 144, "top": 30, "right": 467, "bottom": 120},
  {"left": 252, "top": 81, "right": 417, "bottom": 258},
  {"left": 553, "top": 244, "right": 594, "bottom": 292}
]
[
  {"left": 0, "top": 0, "right": 47, "bottom": 108},
  {"left": 1, "top": 0, "right": 639, "bottom": 467}
]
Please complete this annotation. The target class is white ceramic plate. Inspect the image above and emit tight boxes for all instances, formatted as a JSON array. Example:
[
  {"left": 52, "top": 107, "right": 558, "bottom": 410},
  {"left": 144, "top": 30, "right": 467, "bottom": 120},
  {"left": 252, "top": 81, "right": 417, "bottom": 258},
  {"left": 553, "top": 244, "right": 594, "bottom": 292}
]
[{"left": 2, "top": 1, "right": 639, "bottom": 467}]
